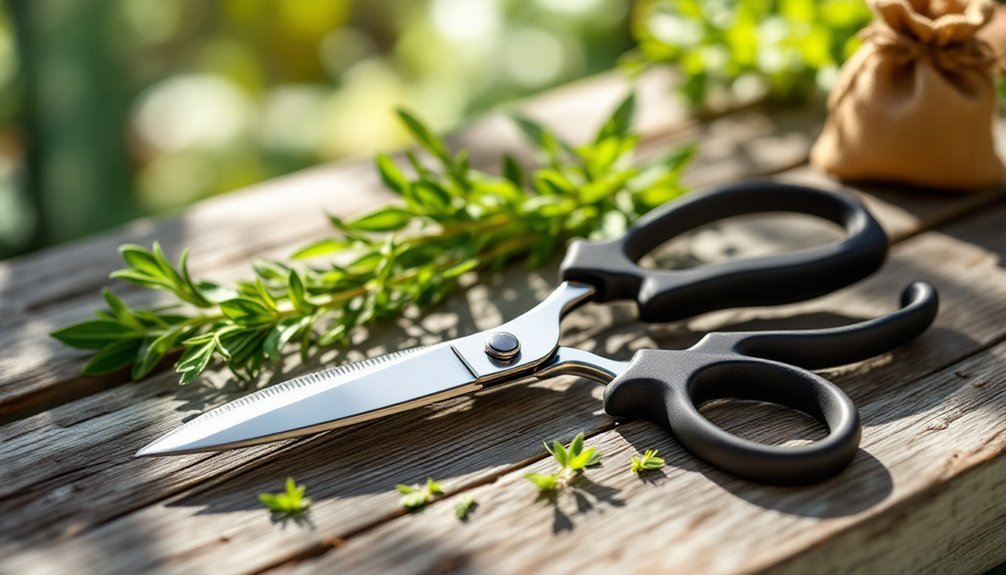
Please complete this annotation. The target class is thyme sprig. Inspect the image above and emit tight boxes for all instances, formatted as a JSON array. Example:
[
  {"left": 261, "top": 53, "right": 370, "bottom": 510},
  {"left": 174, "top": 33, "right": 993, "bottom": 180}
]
[
  {"left": 525, "top": 432, "right": 602, "bottom": 493},
  {"left": 52, "top": 94, "right": 695, "bottom": 386},
  {"left": 397, "top": 477, "right": 444, "bottom": 511},
  {"left": 630, "top": 449, "right": 666, "bottom": 474},
  {"left": 259, "top": 477, "right": 311, "bottom": 518}
]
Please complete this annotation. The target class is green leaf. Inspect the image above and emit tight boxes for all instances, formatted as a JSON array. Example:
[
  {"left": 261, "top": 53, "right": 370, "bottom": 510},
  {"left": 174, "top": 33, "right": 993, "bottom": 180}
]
[
  {"left": 152, "top": 242, "right": 185, "bottom": 287},
  {"left": 630, "top": 448, "right": 666, "bottom": 474},
  {"left": 442, "top": 258, "right": 479, "bottom": 279},
  {"left": 131, "top": 327, "right": 184, "bottom": 380},
  {"left": 578, "top": 170, "right": 637, "bottom": 205},
  {"left": 109, "top": 269, "right": 172, "bottom": 290},
  {"left": 524, "top": 472, "right": 559, "bottom": 492},
  {"left": 260, "top": 477, "right": 311, "bottom": 516},
  {"left": 550, "top": 440, "right": 569, "bottom": 467},
  {"left": 502, "top": 154, "right": 524, "bottom": 188},
  {"left": 287, "top": 271, "right": 315, "bottom": 315},
  {"left": 396, "top": 477, "right": 443, "bottom": 510},
  {"left": 455, "top": 493, "right": 477, "bottom": 521},
  {"left": 51, "top": 320, "right": 139, "bottom": 349},
  {"left": 570, "top": 432, "right": 585, "bottom": 456},
  {"left": 375, "top": 153, "right": 410, "bottom": 195},
  {"left": 568, "top": 446, "right": 600, "bottom": 471},
  {"left": 396, "top": 108, "right": 449, "bottom": 162},
  {"left": 522, "top": 195, "right": 576, "bottom": 218},
  {"left": 220, "top": 298, "right": 274, "bottom": 324},
  {"left": 408, "top": 181, "right": 452, "bottom": 214},
  {"left": 347, "top": 207, "right": 414, "bottom": 232},
  {"left": 81, "top": 339, "right": 142, "bottom": 375},
  {"left": 400, "top": 491, "right": 427, "bottom": 509},
  {"left": 253, "top": 278, "right": 278, "bottom": 311},
  {"left": 426, "top": 477, "right": 443, "bottom": 494},
  {"left": 316, "top": 322, "right": 349, "bottom": 347},
  {"left": 101, "top": 289, "right": 132, "bottom": 321},
  {"left": 253, "top": 258, "right": 291, "bottom": 280},
  {"left": 595, "top": 92, "right": 635, "bottom": 142},
  {"left": 175, "top": 342, "right": 215, "bottom": 385},
  {"left": 263, "top": 318, "right": 307, "bottom": 361},
  {"left": 291, "top": 238, "right": 354, "bottom": 260},
  {"left": 218, "top": 328, "right": 269, "bottom": 366},
  {"left": 118, "top": 244, "right": 163, "bottom": 278},
  {"left": 178, "top": 248, "right": 212, "bottom": 307}
]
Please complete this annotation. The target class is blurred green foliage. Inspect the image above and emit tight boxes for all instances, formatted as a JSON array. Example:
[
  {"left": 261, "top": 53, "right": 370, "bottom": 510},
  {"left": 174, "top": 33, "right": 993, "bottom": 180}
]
[
  {"left": 0, "top": 0, "right": 632, "bottom": 259},
  {"left": 626, "top": 0, "right": 872, "bottom": 109}
]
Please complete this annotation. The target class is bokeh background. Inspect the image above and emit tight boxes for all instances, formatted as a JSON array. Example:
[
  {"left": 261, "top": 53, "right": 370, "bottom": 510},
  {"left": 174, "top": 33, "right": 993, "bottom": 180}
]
[{"left": 0, "top": 0, "right": 631, "bottom": 260}]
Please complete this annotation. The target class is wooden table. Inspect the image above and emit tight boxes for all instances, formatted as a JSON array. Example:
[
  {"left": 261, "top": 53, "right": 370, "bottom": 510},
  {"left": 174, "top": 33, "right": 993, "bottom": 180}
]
[{"left": 2, "top": 71, "right": 1005, "bottom": 574}]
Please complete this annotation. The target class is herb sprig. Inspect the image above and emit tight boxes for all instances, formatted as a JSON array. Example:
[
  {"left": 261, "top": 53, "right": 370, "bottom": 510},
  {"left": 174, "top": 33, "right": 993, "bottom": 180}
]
[
  {"left": 525, "top": 432, "right": 602, "bottom": 493},
  {"left": 259, "top": 477, "right": 311, "bottom": 517},
  {"left": 454, "top": 493, "right": 478, "bottom": 521},
  {"left": 397, "top": 477, "right": 444, "bottom": 511},
  {"left": 52, "top": 94, "right": 695, "bottom": 386},
  {"left": 626, "top": 0, "right": 872, "bottom": 108},
  {"left": 630, "top": 449, "right": 666, "bottom": 474}
]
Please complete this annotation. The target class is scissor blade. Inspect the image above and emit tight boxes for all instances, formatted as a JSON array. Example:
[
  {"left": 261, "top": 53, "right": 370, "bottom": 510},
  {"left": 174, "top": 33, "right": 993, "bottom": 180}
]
[{"left": 136, "top": 344, "right": 478, "bottom": 456}]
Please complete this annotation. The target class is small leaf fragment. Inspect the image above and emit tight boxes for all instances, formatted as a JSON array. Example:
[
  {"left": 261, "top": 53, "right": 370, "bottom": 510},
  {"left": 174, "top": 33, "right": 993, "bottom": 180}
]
[
  {"left": 524, "top": 472, "right": 559, "bottom": 493},
  {"left": 397, "top": 477, "right": 444, "bottom": 511},
  {"left": 455, "top": 493, "right": 478, "bottom": 521},
  {"left": 259, "top": 476, "right": 311, "bottom": 517},
  {"left": 630, "top": 449, "right": 666, "bottom": 474}
]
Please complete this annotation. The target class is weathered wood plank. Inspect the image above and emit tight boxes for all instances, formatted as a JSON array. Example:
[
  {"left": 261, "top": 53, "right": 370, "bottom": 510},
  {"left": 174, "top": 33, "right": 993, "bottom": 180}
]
[
  {"left": 276, "top": 199, "right": 1006, "bottom": 575},
  {"left": 4, "top": 69, "right": 1006, "bottom": 575},
  {"left": 281, "top": 343, "right": 1005, "bottom": 575},
  {"left": 4, "top": 193, "right": 1005, "bottom": 574},
  {"left": 0, "top": 101, "right": 821, "bottom": 549}
]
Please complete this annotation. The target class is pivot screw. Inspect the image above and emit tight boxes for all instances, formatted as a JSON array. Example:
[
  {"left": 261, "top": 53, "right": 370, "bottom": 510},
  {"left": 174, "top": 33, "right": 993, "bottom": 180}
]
[{"left": 485, "top": 332, "right": 520, "bottom": 361}]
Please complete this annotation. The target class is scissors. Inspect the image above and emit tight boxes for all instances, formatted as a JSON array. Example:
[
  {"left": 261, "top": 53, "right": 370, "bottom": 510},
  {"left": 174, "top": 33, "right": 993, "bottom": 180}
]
[{"left": 137, "top": 181, "right": 938, "bottom": 485}]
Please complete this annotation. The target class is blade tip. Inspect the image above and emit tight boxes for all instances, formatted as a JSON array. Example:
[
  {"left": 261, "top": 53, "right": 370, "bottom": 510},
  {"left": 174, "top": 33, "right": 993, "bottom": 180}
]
[
  {"left": 135, "top": 437, "right": 185, "bottom": 458},
  {"left": 134, "top": 443, "right": 162, "bottom": 458}
]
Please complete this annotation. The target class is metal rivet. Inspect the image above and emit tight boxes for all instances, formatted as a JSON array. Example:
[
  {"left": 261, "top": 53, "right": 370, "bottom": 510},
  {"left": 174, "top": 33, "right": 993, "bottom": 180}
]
[{"left": 484, "top": 331, "right": 520, "bottom": 361}]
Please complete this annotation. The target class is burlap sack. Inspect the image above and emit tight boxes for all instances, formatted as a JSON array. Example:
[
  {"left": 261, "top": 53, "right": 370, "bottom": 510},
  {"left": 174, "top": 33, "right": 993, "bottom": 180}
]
[{"left": 811, "top": 0, "right": 1005, "bottom": 191}]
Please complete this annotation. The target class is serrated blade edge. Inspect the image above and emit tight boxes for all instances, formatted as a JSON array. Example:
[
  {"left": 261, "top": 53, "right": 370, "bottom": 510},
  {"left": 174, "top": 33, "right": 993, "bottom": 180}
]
[{"left": 137, "top": 343, "right": 478, "bottom": 456}]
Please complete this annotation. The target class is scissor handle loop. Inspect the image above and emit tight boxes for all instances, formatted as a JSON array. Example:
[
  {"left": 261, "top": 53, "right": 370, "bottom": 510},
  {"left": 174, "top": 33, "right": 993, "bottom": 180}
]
[
  {"left": 601, "top": 282, "right": 938, "bottom": 484},
  {"left": 560, "top": 181, "right": 888, "bottom": 322},
  {"left": 604, "top": 352, "right": 860, "bottom": 484}
]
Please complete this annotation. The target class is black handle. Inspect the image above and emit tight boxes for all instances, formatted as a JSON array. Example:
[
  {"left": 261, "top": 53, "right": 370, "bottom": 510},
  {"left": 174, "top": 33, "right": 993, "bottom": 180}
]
[
  {"left": 726, "top": 281, "right": 939, "bottom": 370},
  {"left": 604, "top": 352, "right": 861, "bottom": 484},
  {"left": 602, "top": 282, "right": 939, "bottom": 485},
  {"left": 560, "top": 181, "right": 889, "bottom": 322}
]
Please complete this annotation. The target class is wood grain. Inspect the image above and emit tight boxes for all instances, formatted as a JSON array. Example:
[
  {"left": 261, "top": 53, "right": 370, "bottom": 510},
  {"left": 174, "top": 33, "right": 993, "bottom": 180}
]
[
  {"left": 2, "top": 70, "right": 1005, "bottom": 575},
  {"left": 3, "top": 188, "right": 1005, "bottom": 574},
  {"left": 275, "top": 204, "right": 1006, "bottom": 575},
  {"left": 282, "top": 342, "right": 1005, "bottom": 575},
  {"left": 0, "top": 106, "right": 809, "bottom": 551}
]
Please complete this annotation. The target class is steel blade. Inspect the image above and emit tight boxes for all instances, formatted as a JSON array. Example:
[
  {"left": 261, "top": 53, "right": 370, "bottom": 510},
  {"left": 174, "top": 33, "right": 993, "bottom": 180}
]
[{"left": 136, "top": 344, "right": 478, "bottom": 456}]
